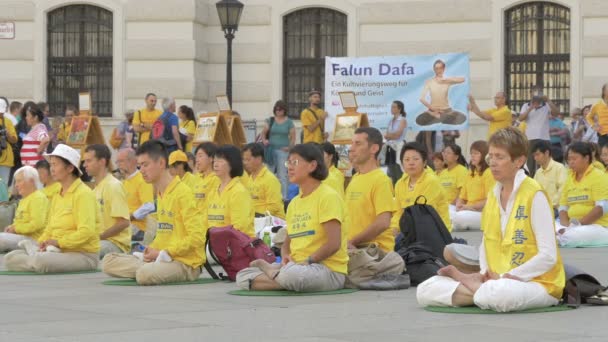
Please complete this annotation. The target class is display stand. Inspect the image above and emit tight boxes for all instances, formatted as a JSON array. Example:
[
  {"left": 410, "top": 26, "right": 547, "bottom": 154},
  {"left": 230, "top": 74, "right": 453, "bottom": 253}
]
[
  {"left": 332, "top": 92, "right": 369, "bottom": 174},
  {"left": 216, "top": 95, "right": 246, "bottom": 147},
  {"left": 66, "top": 92, "right": 105, "bottom": 154},
  {"left": 193, "top": 112, "right": 232, "bottom": 146}
]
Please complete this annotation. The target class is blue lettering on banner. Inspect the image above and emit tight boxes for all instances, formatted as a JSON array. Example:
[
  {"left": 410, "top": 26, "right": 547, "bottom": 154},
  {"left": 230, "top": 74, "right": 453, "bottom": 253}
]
[
  {"left": 288, "top": 230, "right": 316, "bottom": 239},
  {"left": 511, "top": 252, "right": 525, "bottom": 266},
  {"left": 514, "top": 205, "right": 528, "bottom": 220},
  {"left": 512, "top": 229, "right": 528, "bottom": 244}
]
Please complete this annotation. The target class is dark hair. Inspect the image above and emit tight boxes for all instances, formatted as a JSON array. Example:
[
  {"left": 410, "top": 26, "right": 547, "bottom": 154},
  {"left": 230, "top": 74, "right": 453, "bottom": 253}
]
[
  {"left": 215, "top": 145, "right": 244, "bottom": 178},
  {"left": 273, "top": 100, "right": 288, "bottom": 115},
  {"left": 443, "top": 143, "right": 467, "bottom": 167},
  {"left": 173, "top": 161, "right": 192, "bottom": 173},
  {"left": 242, "top": 143, "right": 265, "bottom": 159},
  {"left": 602, "top": 83, "right": 608, "bottom": 100},
  {"left": 289, "top": 143, "right": 328, "bottom": 181},
  {"left": 400, "top": 142, "right": 428, "bottom": 164},
  {"left": 136, "top": 140, "right": 169, "bottom": 167},
  {"left": 52, "top": 156, "right": 80, "bottom": 178},
  {"left": 34, "top": 159, "right": 51, "bottom": 172},
  {"left": 145, "top": 93, "right": 157, "bottom": 100},
  {"left": 37, "top": 101, "right": 49, "bottom": 112},
  {"left": 469, "top": 140, "right": 489, "bottom": 176},
  {"left": 532, "top": 140, "right": 552, "bottom": 156},
  {"left": 567, "top": 142, "right": 593, "bottom": 165},
  {"left": 85, "top": 144, "right": 112, "bottom": 168},
  {"left": 433, "top": 59, "right": 446, "bottom": 69},
  {"left": 392, "top": 101, "right": 406, "bottom": 117},
  {"left": 26, "top": 103, "right": 44, "bottom": 123},
  {"left": 195, "top": 142, "right": 218, "bottom": 158},
  {"left": 186, "top": 152, "right": 194, "bottom": 162},
  {"left": 590, "top": 142, "right": 601, "bottom": 161},
  {"left": 355, "top": 127, "right": 384, "bottom": 159},
  {"left": 9, "top": 101, "right": 21, "bottom": 113},
  {"left": 178, "top": 105, "right": 195, "bottom": 121},
  {"left": 320, "top": 142, "right": 339, "bottom": 167}
]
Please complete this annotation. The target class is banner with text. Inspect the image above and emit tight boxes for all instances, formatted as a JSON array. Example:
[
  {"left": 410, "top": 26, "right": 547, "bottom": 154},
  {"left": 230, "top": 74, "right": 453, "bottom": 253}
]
[{"left": 324, "top": 53, "right": 470, "bottom": 134}]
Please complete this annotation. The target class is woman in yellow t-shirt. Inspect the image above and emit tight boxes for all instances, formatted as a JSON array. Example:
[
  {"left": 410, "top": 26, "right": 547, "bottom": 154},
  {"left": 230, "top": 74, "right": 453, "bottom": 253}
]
[
  {"left": 320, "top": 142, "right": 345, "bottom": 198},
  {"left": 178, "top": 105, "right": 197, "bottom": 153},
  {"left": 557, "top": 142, "right": 608, "bottom": 247},
  {"left": 236, "top": 143, "right": 347, "bottom": 292},
  {"left": 452, "top": 141, "right": 494, "bottom": 231},
  {"left": 206, "top": 145, "right": 254, "bottom": 237},
  {"left": 194, "top": 142, "right": 220, "bottom": 211},
  {"left": 440, "top": 143, "right": 468, "bottom": 206},
  {"left": 4, "top": 144, "right": 99, "bottom": 273},
  {"left": 393, "top": 142, "right": 451, "bottom": 233},
  {"left": 0, "top": 166, "right": 49, "bottom": 252}
]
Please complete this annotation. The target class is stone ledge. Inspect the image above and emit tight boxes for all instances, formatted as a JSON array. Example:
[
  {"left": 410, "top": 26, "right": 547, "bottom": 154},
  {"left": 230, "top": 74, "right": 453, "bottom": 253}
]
[{"left": 359, "top": 0, "right": 491, "bottom": 24}]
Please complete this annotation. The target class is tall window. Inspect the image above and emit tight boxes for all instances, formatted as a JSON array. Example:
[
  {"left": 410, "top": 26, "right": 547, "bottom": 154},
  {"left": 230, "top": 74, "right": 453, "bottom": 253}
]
[
  {"left": 47, "top": 5, "right": 113, "bottom": 117},
  {"left": 505, "top": 2, "right": 570, "bottom": 114},
  {"left": 283, "top": 8, "right": 347, "bottom": 118}
]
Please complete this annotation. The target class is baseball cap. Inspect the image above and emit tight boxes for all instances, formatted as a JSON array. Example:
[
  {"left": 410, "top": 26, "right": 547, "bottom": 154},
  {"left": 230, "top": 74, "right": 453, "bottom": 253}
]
[{"left": 168, "top": 150, "right": 188, "bottom": 166}]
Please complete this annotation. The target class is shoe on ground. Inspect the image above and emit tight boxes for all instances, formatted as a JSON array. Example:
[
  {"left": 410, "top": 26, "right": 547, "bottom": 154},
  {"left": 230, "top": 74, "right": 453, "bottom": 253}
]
[{"left": 357, "top": 273, "right": 410, "bottom": 291}]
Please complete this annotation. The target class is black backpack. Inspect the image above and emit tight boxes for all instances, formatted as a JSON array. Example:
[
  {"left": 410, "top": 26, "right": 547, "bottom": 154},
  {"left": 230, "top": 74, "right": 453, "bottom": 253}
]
[{"left": 396, "top": 195, "right": 453, "bottom": 285}]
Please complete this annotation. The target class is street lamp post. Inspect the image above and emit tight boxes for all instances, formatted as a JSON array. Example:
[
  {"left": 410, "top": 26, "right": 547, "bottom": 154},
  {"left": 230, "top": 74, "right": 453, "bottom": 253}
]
[{"left": 216, "top": 0, "right": 244, "bottom": 108}]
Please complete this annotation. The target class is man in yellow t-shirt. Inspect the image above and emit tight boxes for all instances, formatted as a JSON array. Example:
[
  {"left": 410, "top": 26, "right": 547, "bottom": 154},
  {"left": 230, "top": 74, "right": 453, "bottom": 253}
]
[
  {"left": 132, "top": 93, "right": 162, "bottom": 146},
  {"left": 532, "top": 140, "right": 567, "bottom": 213},
  {"left": 56, "top": 105, "right": 78, "bottom": 144},
  {"left": 84, "top": 144, "right": 131, "bottom": 259},
  {"left": 116, "top": 148, "right": 155, "bottom": 243},
  {"left": 103, "top": 140, "right": 206, "bottom": 285},
  {"left": 242, "top": 143, "right": 285, "bottom": 219},
  {"left": 468, "top": 93, "right": 512, "bottom": 138},
  {"left": 345, "top": 127, "right": 398, "bottom": 252},
  {"left": 586, "top": 85, "right": 608, "bottom": 146},
  {"left": 0, "top": 98, "right": 17, "bottom": 187},
  {"left": 300, "top": 90, "right": 328, "bottom": 144}
]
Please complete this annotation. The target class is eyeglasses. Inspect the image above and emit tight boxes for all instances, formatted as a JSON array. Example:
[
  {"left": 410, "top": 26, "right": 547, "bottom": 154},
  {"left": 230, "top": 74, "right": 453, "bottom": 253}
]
[{"left": 284, "top": 159, "right": 300, "bottom": 167}]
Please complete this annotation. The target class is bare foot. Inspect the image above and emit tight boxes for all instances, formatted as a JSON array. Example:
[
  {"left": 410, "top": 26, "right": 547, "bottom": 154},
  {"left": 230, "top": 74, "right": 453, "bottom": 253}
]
[
  {"left": 439, "top": 265, "right": 484, "bottom": 293},
  {"left": 250, "top": 259, "right": 269, "bottom": 268},
  {"left": 437, "top": 265, "right": 458, "bottom": 277},
  {"left": 250, "top": 259, "right": 280, "bottom": 278}
]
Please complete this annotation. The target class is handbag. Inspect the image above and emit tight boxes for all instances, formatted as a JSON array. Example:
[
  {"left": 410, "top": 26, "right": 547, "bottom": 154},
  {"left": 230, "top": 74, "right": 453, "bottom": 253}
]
[{"left": 345, "top": 243, "right": 405, "bottom": 289}]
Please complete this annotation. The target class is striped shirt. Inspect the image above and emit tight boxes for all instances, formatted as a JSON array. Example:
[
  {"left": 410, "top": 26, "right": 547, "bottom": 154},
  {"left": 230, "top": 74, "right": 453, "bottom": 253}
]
[{"left": 21, "top": 123, "right": 48, "bottom": 166}]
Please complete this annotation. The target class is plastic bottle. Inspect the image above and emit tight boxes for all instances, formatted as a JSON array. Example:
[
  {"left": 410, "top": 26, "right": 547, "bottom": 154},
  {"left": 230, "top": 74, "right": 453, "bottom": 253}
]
[{"left": 263, "top": 231, "right": 271, "bottom": 247}]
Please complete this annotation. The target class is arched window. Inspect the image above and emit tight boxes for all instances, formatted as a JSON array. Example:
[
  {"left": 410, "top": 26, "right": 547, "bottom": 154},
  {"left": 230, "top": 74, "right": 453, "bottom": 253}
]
[
  {"left": 505, "top": 2, "right": 570, "bottom": 114},
  {"left": 283, "top": 8, "right": 347, "bottom": 118},
  {"left": 47, "top": 5, "right": 113, "bottom": 117}
]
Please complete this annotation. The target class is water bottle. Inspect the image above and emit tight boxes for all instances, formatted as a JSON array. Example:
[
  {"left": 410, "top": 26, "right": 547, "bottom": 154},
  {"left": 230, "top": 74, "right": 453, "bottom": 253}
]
[{"left": 263, "top": 231, "right": 271, "bottom": 247}]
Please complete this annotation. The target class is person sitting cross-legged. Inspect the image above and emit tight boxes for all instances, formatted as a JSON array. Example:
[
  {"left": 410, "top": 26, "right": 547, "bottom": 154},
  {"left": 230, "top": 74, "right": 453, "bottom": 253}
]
[
  {"left": 103, "top": 140, "right": 206, "bottom": 285},
  {"left": 236, "top": 143, "right": 348, "bottom": 292},
  {"left": 417, "top": 127, "right": 565, "bottom": 312}
]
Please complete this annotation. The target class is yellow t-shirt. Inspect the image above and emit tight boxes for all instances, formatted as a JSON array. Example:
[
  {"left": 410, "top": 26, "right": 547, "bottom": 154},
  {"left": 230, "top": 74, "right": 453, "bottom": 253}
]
[
  {"left": 287, "top": 183, "right": 348, "bottom": 274},
  {"left": 132, "top": 108, "right": 162, "bottom": 144},
  {"left": 123, "top": 171, "right": 154, "bottom": 231},
  {"left": 181, "top": 172, "right": 204, "bottom": 196},
  {"left": 300, "top": 107, "right": 325, "bottom": 144},
  {"left": 180, "top": 120, "right": 196, "bottom": 153},
  {"left": 246, "top": 166, "right": 285, "bottom": 219},
  {"left": 239, "top": 172, "right": 251, "bottom": 189},
  {"left": 460, "top": 168, "right": 494, "bottom": 205},
  {"left": 39, "top": 179, "right": 100, "bottom": 253},
  {"left": 95, "top": 174, "right": 131, "bottom": 252},
  {"left": 323, "top": 166, "right": 345, "bottom": 198},
  {"left": 534, "top": 159, "right": 568, "bottom": 207},
  {"left": 0, "top": 117, "right": 15, "bottom": 167},
  {"left": 487, "top": 106, "right": 512, "bottom": 138},
  {"left": 393, "top": 167, "right": 452, "bottom": 232},
  {"left": 439, "top": 164, "right": 468, "bottom": 204},
  {"left": 42, "top": 182, "right": 62, "bottom": 201},
  {"left": 592, "top": 160, "right": 605, "bottom": 172},
  {"left": 207, "top": 177, "right": 254, "bottom": 237},
  {"left": 13, "top": 190, "right": 49, "bottom": 240},
  {"left": 345, "top": 168, "right": 397, "bottom": 251},
  {"left": 196, "top": 171, "right": 220, "bottom": 212},
  {"left": 560, "top": 165, "right": 608, "bottom": 227},
  {"left": 587, "top": 100, "right": 608, "bottom": 135},
  {"left": 56, "top": 121, "right": 72, "bottom": 142},
  {"left": 150, "top": 176, "right": 206, "bottom": 268}
]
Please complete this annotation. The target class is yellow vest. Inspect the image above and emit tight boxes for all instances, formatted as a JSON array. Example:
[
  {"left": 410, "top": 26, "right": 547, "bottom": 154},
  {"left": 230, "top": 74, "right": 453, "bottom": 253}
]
[{"left": 482, "top": 177, "right": 565, "bottom": 299}]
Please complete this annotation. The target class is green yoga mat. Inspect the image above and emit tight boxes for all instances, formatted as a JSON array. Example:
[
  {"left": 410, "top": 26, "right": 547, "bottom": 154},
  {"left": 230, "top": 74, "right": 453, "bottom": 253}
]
[
  {"left": 228, "top": 288, "right": 359, "bottom": 296},
  {"left": 560, "top": 244, "right": 608, "bottom": 248},
  {"left": 102, "top": 278, "right": 222, "bottom": 286},
  {"left": 0, "top": 270, "right": 100, "bottom": 275},
  {"left": 424, "top": 305, "right": 573, "bottom": 314}
]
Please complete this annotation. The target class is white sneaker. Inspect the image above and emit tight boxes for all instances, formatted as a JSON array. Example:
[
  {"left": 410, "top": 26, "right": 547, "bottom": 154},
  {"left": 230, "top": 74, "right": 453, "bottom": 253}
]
[{"left": 18, "top": 240, "right": 39, "bottom": 256}]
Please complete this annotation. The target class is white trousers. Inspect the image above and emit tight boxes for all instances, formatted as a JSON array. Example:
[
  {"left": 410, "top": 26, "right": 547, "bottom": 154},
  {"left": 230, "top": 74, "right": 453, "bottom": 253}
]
[
  {"left": 451, "top": 210, "right": 482, "bottom": 231},
  {"left": 555, "top": 222, "right": 608, "bottom": 247},
  {"left": 417, "top": 275, "right": 558, "bottom": 312},
  {"left": 0, "top": 233, "right": 35, "bottom": 253}
]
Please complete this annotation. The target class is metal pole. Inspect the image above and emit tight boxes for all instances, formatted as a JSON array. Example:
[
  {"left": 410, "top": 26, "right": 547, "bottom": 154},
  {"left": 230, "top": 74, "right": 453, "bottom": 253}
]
[{"left": 225, "top": 31, "right": 234, "bottom": 108}]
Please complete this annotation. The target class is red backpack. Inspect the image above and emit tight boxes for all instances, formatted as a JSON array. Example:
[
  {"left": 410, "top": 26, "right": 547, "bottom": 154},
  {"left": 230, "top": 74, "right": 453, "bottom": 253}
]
[{"left": 204, "top": 226, "right": 276, "bottom": 281}]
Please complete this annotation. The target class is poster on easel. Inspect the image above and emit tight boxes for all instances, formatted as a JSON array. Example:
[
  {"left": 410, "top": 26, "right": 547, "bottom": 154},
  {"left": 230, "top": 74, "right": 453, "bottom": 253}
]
[
  {"left": 216, "top": 95, "right": 246, "bottom": 147},
  {"left": 331, "top": 91, "right": 370, "bottom": 145},
  {"left": 78, "top": 92, "right": 92, "bottom": 116},
  {"left": 66, "top": 91, "right": 106, "bottom": 153},
  {"left": 193, "top": 113, "right": 231, "bottom": 146}
]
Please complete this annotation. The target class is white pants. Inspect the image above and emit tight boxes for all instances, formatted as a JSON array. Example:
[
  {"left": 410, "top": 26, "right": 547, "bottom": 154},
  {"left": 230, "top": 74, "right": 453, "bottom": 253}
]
[
  {"left": 417, "top": 275, "right": 558, "bottom": 312},
  {"left": 451, "top": 210, "right": 482, "bottom": 231},
  {"left": 555, "top": 222, "right": 608, "bottom": 247},
  {"left": 0, "top": 233, "right": 35, "bottom": 253}
]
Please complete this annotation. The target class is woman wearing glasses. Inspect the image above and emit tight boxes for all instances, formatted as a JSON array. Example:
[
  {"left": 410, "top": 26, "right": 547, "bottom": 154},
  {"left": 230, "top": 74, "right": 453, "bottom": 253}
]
[{"left": 236, "top": 143, "right": 348, "bottom": 292}]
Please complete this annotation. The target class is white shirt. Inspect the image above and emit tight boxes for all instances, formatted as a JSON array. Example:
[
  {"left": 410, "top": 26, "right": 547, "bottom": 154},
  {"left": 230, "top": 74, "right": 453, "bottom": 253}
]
[
  {"left": 520, "top": 103, "right": 551, "bottom": 141},
  {"left": 479, "top": 170, "right": 558, "bottom": 282}
]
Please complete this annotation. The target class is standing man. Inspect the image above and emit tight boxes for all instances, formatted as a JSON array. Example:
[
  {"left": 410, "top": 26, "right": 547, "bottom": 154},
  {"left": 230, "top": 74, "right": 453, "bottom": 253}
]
[
  {"left": 345, "top": 127, "right": 397, "bottom": 252},
  {"left": 301, "top": 90, "right": 328, "bottom": 144},
  {"left": 83, "top": 144, "right": 131, "bottom": 258},
  {"left": 549, "top": 110, "right": 568, "bottom": 161},
  {"left": 242, "top": 143, "right": 285, "bottom": 219},
  {"left": 468, "top": 92, "right": 512, "bottom": 138},
  {"left": 116, "top": 148, "right": 155, "bottom": 243},
  {"left": 133, "top": 93, "right": 162, "bottom": 147},
  {"left": 0, "top": 98, "right": 17, "bottom": 187},
  {"left": 154, "top": 98, "right": 182, "bottom": 153},
  {"left": 518, "top": 86, "right": 559, "bottom": 176},
  {"left": 586, "top": 84, "right": 608, "bottom": 147},
  {"left": 532, "top": 141, "right": 567, "bottom": 217}
]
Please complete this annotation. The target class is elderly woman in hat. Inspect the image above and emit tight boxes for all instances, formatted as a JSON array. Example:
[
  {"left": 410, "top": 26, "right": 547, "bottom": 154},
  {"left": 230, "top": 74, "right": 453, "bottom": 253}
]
[{"left": 4, "top": 144, "right": 100, "bottom": 273}]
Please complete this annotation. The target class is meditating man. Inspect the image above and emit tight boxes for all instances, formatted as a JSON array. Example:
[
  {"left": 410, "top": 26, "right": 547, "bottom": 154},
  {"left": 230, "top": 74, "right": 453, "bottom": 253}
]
[{"left": 417, "top": 127, "right": 565, "bottom": 312}]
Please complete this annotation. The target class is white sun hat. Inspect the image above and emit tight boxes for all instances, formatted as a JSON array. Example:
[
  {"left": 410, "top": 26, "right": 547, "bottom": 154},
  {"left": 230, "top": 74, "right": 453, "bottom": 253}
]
[{"left": 44, "top": 144, "right": 83, "bottom": 176}]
